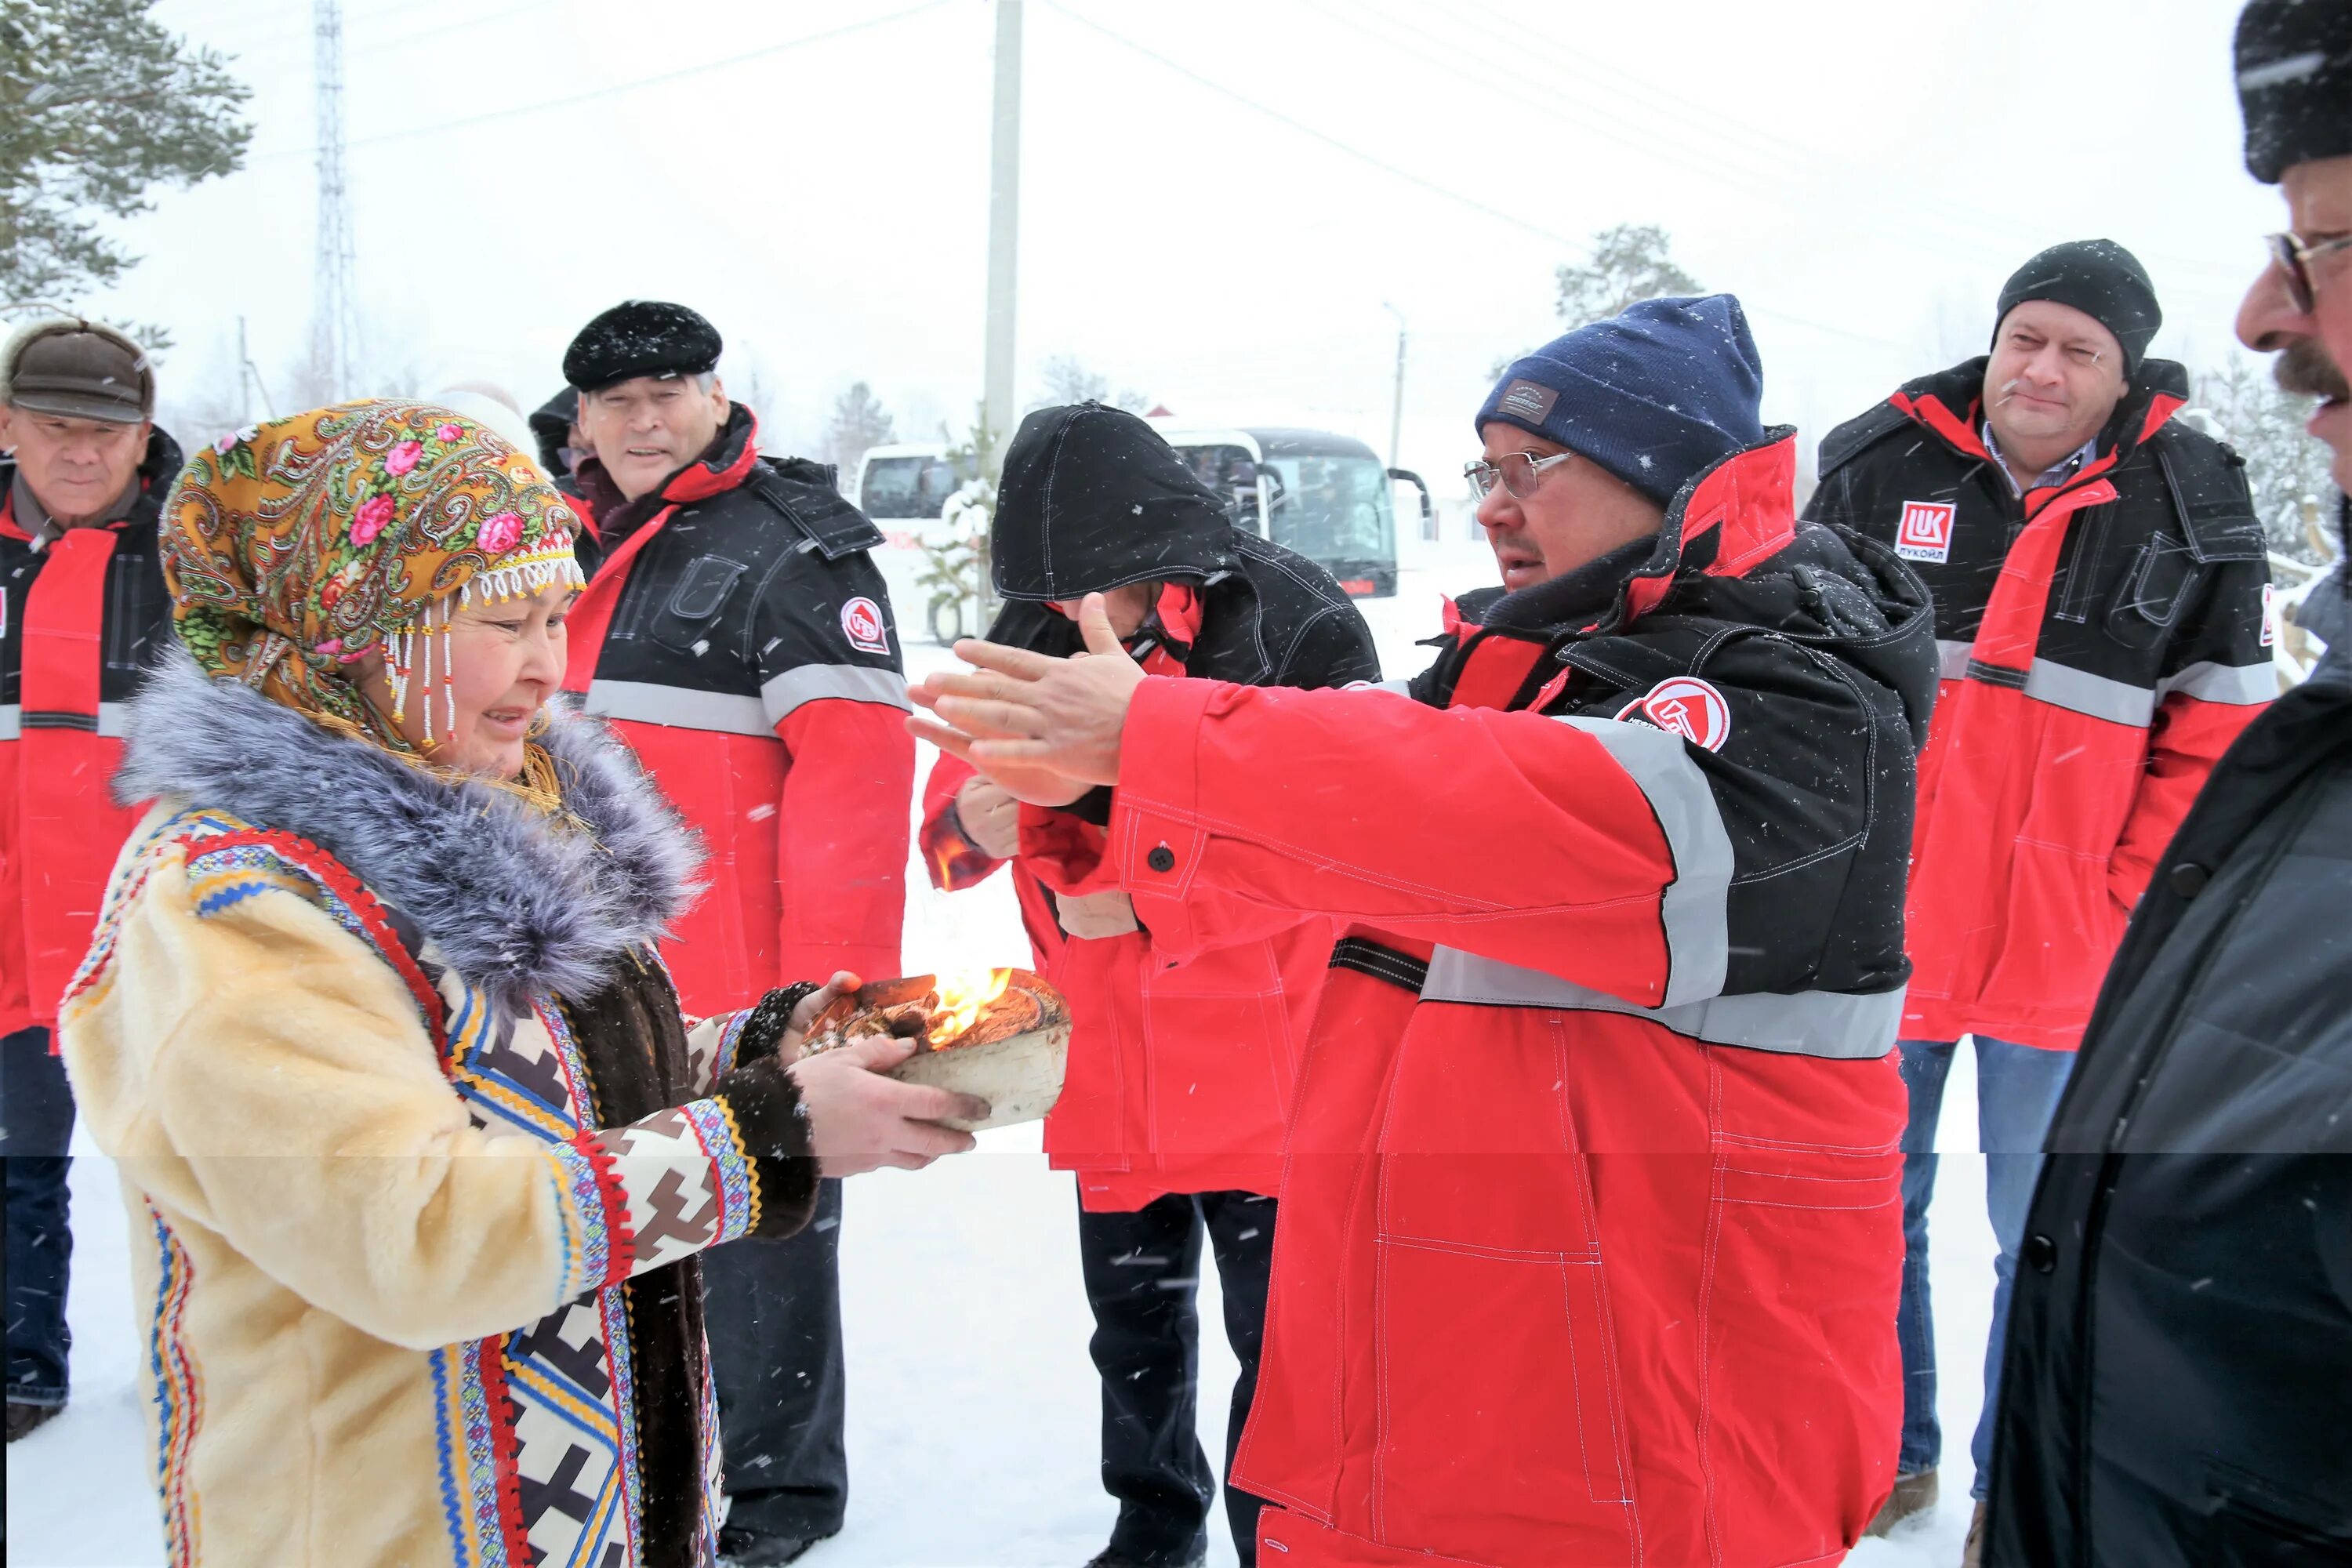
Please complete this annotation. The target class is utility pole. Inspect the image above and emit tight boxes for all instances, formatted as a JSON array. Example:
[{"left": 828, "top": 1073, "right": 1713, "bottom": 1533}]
[
  {"left": 1382, "top": 302, "right": 1407, "bottom": 470},
  {"left": 982, "top": 0, "right": 1022, "bottom": 472},
  {"left": 311, "top": 0, "right": 359, "bottom": 398}
]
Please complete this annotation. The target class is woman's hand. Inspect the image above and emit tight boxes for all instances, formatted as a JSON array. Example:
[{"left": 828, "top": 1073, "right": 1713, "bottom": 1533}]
[
  {"left": 779, "top": 971, "right": 860, "bottom": 1062},
  {"left": 786, "top": 1034, "right": 991, "bottom": 1178}
]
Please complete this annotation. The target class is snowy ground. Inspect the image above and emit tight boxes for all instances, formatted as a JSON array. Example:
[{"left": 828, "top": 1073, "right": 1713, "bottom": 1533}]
[{"left": 6, "top": 564, "right": 1998, "bottom": 1567}]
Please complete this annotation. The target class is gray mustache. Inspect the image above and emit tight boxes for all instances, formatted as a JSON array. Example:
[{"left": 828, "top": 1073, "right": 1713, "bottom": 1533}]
[{"left": 2275, "top": 338, "right": 2351, "bottom": 404}]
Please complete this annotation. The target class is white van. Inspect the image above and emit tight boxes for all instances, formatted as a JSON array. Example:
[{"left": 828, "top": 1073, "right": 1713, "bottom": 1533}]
[
  {"left": 1147, "top": 422, "right": 1430, "bottom": 598},
  {"left": 851, "top": 444, "right": 980, "bottom": 644}
]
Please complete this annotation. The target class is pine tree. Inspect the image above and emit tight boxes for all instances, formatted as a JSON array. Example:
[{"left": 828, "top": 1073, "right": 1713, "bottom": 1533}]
[
  {"left": 823, "top": 380, "right": 896, "bottom": 472},
  {"left": 1554, "top": 223, "right": 1702, "bottom": 330},
  {"left": 2, "top": 0, "right": 252, "bottom": 344}
]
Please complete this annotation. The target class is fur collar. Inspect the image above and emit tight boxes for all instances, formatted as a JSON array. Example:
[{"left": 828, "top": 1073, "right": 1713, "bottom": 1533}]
[{"left": 115, "top": 648, "right": 703, "bottom": 1011}]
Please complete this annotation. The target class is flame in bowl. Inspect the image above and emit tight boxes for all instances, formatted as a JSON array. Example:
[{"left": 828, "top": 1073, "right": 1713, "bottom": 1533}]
[{"left": 928, "top": 967, "right": 1014, "bottom": 1047}]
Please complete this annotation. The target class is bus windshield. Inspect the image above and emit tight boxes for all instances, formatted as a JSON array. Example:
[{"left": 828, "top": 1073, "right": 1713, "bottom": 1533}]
[{"left": 1261, "top": 455, "right": 1396, "bottom": 563}]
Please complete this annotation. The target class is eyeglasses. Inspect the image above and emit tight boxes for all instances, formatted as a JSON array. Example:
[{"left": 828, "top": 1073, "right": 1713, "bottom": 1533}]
[
  {"left": 1465, "top": 449, "right": 1574, "bottom": 502},
  {"left": 2267, "top": 230, "right": 2352, "bottom": 314}
]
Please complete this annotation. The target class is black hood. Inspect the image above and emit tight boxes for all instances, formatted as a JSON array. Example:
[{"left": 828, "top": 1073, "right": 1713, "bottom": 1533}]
[
  {"left": 529, "top": 387, "right": 578, "bottom": 477},
  {"left": 990, "top": 402, "right": 1241, "bottom": 601}
]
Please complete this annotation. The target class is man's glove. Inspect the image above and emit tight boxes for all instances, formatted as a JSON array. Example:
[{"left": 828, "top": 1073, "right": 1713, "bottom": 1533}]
[
  {"left": 1054, "top": 888, "right": 1139, "bottom": 939},
  {"left": 954, "top": 774, "right": 1022, "bottom": 861}
]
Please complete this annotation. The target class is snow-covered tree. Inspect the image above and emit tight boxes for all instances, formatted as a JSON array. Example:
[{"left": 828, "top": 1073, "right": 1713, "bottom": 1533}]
[
  {"left": 1031, "top": 353, "right": 1151, "bottom": 415},
  {"left": 2, "top": 0, "right": 252, "bottom": 348},
  {"left": 2194, "top": 354, "right": 2336, "bottom": 565},
  {"left": 823, "top": 380, "right": 896, "bottom": 473},
  {"left": 1554, "top": 223, "right": 1703, "bottom": 331}
]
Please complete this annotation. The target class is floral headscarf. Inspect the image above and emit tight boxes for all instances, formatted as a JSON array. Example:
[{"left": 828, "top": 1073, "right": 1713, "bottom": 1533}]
[{"left": 162, "top": 401, "right": 585, "bottom": 751}]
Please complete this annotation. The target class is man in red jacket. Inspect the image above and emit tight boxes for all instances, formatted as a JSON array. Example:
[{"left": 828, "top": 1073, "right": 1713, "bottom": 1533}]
[
  {"left": 1, "top": 319, "right": 180, "bottom": 1443},
  {"left": 556, "top": 301, "right": 913, "bottom": 1566},
  {"left": 916, "top": 298, "right": 1941, "bottom": 1566},
  {"left": 1803, "top": 243, "right": 2274, "bottom": 1547},
  {"left": 920, "top": 404, "right": 1376, "bottom": 1568}
]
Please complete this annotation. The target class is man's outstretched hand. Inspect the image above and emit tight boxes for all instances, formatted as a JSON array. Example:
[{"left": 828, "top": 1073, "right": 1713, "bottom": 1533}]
[{"left": 906, "top": 592, "right": 1145, "bottom": 806}]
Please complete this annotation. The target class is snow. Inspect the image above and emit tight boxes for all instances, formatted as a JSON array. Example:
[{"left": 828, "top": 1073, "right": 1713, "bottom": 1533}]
[{"left": 5, "top": 564, "right": 2000, "bottom": 1567}]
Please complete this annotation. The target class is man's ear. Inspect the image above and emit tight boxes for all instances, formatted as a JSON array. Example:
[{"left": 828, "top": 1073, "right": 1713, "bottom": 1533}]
[
  {"left": 710, "top": 376, "right": 731, "bottom": 419},
  {"left": 0, "top": 405, "right": 14, "bottom": 452}
]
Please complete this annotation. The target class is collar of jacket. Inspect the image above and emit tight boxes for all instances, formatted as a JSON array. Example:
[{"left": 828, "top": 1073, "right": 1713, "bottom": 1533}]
[
  {"left": 570, "top": 403, "right": 763, "bottom": 542},
  {"left": 1466, "top": 426, "right": 1804, "bottom": 642},
  {"left": 1886, "top": 355, "right": 2191, "bottom": 471},
  {"left": 0, "top": 426, "right": 185, "bottom": 544},
  {"left": 112, "top": 647, "right": 706, "bottom": 1013}
]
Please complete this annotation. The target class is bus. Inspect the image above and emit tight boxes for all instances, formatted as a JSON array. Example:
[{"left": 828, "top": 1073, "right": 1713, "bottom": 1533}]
[{"left": 1149, "top": 423, "right": 1429, "bottom": 598}]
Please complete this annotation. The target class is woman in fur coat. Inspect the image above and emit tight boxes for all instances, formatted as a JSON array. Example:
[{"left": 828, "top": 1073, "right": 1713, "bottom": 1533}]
[{"left": 57, "top": 401, "right": 982, "bottom": 1568}]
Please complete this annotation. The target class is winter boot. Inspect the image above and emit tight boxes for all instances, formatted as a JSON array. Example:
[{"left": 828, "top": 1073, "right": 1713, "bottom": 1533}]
[
  {"left": 5, "top": 1402, "right": 64, "bottom": 1443},
  {"left": 1962, "top": 1501, "right": 1988, "bottom": 1566},
  {"left": 1083, "top": 1553, "right": 1206, "bottom": 1568},
  {"left": 717, "top": 1524, "right": 837, "bottom": 1566},
  {"left": 1864, "top": 1468, "right": 1939, "bottom": 1536}
]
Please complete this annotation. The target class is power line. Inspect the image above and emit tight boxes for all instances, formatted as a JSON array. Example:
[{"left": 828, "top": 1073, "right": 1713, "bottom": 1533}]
[
  {"left": 245, "top": 0, "right": 954, "bottom": 164},
  {"left": 1038, "top": 0, "right": 1893, "bottom": 349}
]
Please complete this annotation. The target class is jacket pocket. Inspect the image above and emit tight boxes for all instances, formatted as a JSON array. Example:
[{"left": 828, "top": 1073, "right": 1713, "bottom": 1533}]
[
  {"left": 649, "top": 554, "right": 747, "bottom": 653},
  {"left": 1368, "top": 1013, "right": 1633, "bottom": 1561},
  {"left": 1703, "top": 1120, "right": 1905, "bottom": 1555},
  {"left": 2104, "top": 533, "right": 2201, "bottom": 649}
]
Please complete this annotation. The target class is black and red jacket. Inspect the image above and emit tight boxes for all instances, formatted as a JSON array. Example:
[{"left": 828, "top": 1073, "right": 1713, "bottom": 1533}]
[
  {"left": 1017, "top": 430, "right": 1941, "bottom": 1563},
  {"left": 0, "top": 427, "right": 180, "bottom": 1036},
  {"left": 1806, "top": 357, "right": 2273, "bottom": 1051},
  {"left": 559, "top": 406, "right": 910, "bottom": 1011}
]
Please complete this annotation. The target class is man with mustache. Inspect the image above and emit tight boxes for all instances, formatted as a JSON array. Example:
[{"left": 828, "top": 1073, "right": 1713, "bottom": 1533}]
[
  {"left": 1983, "top": 5, "right": 2352, "bottom": 1563},
  {"left": 1805, "top": 240, "right": 2274, "bottom": 1549}
]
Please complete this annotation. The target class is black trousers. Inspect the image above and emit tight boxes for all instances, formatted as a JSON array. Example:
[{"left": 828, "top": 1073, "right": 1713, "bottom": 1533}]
[
  {"left": 3, "top": 1027, "right": 75, "bottom": 1407},
  {"left": 700, "top": 1177, "right": 848, "bottom": 1541},
  {"left": 1080, "top": 1188, "right": 1277, "bottom": 1568}
]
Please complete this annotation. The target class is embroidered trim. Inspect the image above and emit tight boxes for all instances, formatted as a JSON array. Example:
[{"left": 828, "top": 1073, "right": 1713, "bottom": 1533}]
[
  {"left": 685, "top": 1095, "right": 761, "bottom": 1241},
  {"left": 473, "top": 1345, "right": 533, "bottom": 1565},
  {"left": 566, "top": 1129, "right": 639, "bottom": 1287},
  {"left": 145, "top": 1203, "right": 203, "bottom": 1568}
]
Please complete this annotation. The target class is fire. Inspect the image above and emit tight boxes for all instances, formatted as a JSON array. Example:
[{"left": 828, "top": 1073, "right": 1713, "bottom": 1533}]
[{"left": 927, "top": 967, "right": 1013, "bottom": 1047}]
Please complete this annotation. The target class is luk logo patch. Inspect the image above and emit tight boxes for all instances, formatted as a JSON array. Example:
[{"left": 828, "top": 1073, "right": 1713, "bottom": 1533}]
[
  {"left": 1617, "top": 676, "right": 1733, "bottom": 752},
  {"left": 1895, "top": 499, "right": 1956, "bottom": 563},
  {"left": 840, "top": 595, "right": 891, "bottom": 655},
  {"left": 2261, "top": 582, "right": 2278, "bottom": 647}
]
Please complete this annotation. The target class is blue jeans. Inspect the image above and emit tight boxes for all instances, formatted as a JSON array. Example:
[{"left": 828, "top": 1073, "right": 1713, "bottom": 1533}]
[
  {"left": 1895, "top": 1035, "right": 2074, "bottom": 1497},
  {"left": 4, "top": 1026, "right": 76, "bottom": 1407}
]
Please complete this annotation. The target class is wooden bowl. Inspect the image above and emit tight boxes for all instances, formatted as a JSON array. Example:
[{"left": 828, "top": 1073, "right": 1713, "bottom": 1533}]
[{"left": 804, "top": 971, "right": 1071, "bottom": 1134}]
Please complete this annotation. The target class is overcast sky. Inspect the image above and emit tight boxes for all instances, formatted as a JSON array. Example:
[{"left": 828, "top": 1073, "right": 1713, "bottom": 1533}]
[{"left": 112, "top": 0, "right": 2277, "bottom": 480}]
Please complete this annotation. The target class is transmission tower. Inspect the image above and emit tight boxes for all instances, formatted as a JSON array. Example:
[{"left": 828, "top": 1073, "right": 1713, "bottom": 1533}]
[{"left": 310, "top": 0, "right": 359, "bottom": 398}]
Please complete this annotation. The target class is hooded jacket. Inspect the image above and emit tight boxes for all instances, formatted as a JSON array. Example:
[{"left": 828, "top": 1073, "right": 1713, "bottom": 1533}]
[
  {"left": 558, "top": 404, "right": 912, "bottom": 1007},
  {"left": 60, "top": 650, "right": 821, "bottom": 1568},
  {"left": 923, "top": 402, "right": 1378, "bottom": 1208},
  {"left": 1023, "top": 427, "right": 1939, "bottom": 1566},
  {"left": 1984, "top": 635, "right": 2352, "bottom": 1566},
  {"left": 0, "top": 425, "right": 180, "bottom": 1037},
  {"left": 1806, "top": 358, "right": 2273, "bottom": 1049}
]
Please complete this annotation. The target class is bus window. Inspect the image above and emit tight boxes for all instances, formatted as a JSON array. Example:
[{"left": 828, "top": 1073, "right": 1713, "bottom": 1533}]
[{"left": 860, "top": 456, "right": 933, "bottom": 519}]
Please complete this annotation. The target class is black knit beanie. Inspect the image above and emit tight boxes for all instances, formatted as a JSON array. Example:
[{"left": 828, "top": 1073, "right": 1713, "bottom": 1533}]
[
  {"left": 1993, "top": 240, "right": 2162, "bottom": 378},
  {"left": 2236, "top": 0, "right": 2352, "bottom": 184}
]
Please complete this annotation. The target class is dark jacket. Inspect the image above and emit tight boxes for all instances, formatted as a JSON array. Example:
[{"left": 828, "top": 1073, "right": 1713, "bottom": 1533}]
[
  {"left": 529, "top": 387, "right": 578, "bottom": 477},
  {"left": 923, "top": 401, "right": 1378, "bottom": 1209},
  {"left": 558, "top": 405, "right": 913, "bottom": 1006},
  {"left": 1986, "top": 631, "right": 2352, "bottom": 1567},
  {"left": 0, "top": 426, "right": 180, "bottom": 1033},
  {"left": 1806, "top": 358, "right": 2274, "bottom": 1049}
]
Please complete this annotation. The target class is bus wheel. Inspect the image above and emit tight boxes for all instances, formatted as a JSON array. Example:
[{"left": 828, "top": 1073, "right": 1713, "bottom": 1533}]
[{"left": 927, "top": 596, "right": 964, "bottom": 645}]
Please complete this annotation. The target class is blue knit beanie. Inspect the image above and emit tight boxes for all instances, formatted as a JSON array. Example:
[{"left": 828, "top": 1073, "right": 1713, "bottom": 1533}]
[{"left": 1478, "top": 294, "right": 1766, "bottom": 506}]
